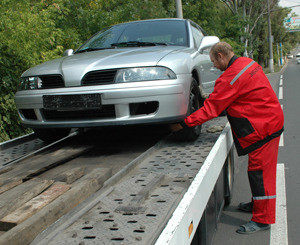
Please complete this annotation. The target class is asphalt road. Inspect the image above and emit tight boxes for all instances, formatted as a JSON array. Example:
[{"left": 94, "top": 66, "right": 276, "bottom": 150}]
[
  {"left": 277, "top": 56, "right": 300, "bottom": 245},
  {"left": 212, "top": 56, "right": 300, "bottom": 245}
]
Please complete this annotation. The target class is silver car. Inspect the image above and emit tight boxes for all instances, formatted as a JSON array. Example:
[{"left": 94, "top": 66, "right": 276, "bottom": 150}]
[
  {"left": 15, "top": 18, "right": 220, "bottom": 141},
  {"left": 296, "top": 52, "right": 300, "bottom": 64}
]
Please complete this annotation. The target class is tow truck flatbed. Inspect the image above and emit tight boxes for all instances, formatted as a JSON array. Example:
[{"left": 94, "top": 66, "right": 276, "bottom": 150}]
[{"left": 28, "top": 116, "right": 233, "bottom": 245}]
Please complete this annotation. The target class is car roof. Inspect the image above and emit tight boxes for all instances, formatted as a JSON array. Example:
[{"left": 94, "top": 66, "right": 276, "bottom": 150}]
[{"left": 113, "top": 18, "right": 187, "bottom": 27}]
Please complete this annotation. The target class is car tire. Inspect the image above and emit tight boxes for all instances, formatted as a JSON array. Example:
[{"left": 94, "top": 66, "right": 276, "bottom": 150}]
[
  {"left": 33, "top": 128, "right": 71, "bottom": 142},
  {"left": 174, "top": 79, "right": 203, "bottom": 141}
]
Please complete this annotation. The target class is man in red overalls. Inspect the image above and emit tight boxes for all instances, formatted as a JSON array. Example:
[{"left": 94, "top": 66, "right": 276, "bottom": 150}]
[{"left": 171, "top": 42, "right": 284, "bottom": 234}]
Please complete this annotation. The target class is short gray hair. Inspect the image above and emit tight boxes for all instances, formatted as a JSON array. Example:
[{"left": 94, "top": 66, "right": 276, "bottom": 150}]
[{"left": 210, "top": 42, "right": 234, "bottom": 59}]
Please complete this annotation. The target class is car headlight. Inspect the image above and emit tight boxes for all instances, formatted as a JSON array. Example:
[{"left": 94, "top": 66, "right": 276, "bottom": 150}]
[
  {"left": 115, "top": 67, "right": 176, "bottom": 83},
  {"left": 18, "top": 77, "right": 43, "bottom": 90}
]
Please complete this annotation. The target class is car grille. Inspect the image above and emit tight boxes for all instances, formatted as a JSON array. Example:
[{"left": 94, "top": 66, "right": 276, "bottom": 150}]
[
  {"left": 39, "top": 75, "right": 65, "bottom": 89},
  {"left": 81, "top": 69, "right": 117, "bottom": 85},
  {"left": 41, "top": 105, "right": 116, "bottom": 120}
]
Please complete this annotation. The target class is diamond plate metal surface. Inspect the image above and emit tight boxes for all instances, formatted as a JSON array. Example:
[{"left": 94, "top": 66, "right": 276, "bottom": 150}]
[
  {"left": 0, "top": 135, "right": 45, "bottom": 167},
  {"left": 43, "top": 117, "right": 228, "bottom": 245}
]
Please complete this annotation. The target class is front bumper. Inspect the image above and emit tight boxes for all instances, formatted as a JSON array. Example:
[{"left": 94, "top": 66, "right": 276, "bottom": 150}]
[{"left": 14, "top": 75, "right": 191, "bottom": 128}]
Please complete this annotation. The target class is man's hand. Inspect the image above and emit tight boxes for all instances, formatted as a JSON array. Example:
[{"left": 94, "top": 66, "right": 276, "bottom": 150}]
[{"left": 169, "top": 123, "right": 184, "bottom": 132}]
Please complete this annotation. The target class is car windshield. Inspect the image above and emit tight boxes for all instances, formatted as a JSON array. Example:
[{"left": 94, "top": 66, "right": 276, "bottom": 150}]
[{"left": 76, "top": 20, "right": 188, "bottom": 53}]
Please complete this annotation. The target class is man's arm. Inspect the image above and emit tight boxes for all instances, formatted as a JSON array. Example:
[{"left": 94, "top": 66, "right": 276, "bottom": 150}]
[{"left": 184, "top": 76, "right": 240, "bottom": 127}]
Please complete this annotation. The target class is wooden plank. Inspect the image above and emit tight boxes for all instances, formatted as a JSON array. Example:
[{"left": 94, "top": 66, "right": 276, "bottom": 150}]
[
  {"left": 0, "top": 168, "right": 13, "bottom": 186},
  {"left": 0, "top": 145, "right": 91, "bottom": 187},
  {"left": 0, "top": 168, "right": 112, "bottom": 245},
  {"left": 0, "top": 179, "right": 22, "bottom": 195},
  {"left": 0, "top": 166, "right": 85, "bottom": 195},
  {"left": 0, "top": 182, "right": 70, "bottom": 231},
  {"left": 51, "top": 167, "right": 85, "bottom": 184},
  {"left": 0, "top": 167, "right": 12, "bottom": 176},
  {"left": 22, "top": 146, "right": 91, "bottom": 181},
  {"left": 0, "top": 179, "right": 53, "bottom": 219}
]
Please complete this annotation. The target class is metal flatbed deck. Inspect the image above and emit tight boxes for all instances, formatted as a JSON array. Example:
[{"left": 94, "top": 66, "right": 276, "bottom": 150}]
[{"left": 31, "top": 116, "right": 231, "bottom": 245}]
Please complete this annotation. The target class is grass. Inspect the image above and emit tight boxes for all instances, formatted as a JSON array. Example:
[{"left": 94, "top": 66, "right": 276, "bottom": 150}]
[{"left": 263, "top": 65, "right": 283, "bottom": 74}]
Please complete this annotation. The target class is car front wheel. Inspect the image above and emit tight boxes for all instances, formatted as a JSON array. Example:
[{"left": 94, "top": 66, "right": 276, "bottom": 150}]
[{"left": 174, "top": 79, "right": 203, "bottom": 141}]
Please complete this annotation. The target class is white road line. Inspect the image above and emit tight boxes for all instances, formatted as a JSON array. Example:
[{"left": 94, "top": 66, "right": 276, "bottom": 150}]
[
  {"left": 270, "top": 163, "right": 288, "bottom": 245},
  {"left": 279, "top": 87, "right": 283, "bottom": 100},
  {"left": 279, "top": 104, "right": 284, "bottom": 146},
  {"left": 279, "top": 133, "right": 284, "bottom": 147},
  {"left": 280, "top": 76, "right": 283, "bottom": 86}
]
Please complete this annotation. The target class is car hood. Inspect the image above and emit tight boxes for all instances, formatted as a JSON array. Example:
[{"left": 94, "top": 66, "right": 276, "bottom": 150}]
[{"left": 22, "top": 46, "right": 185, "bottom": 87}]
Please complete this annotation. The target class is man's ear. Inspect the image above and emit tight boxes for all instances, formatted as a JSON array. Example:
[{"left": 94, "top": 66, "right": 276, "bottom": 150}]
[{"left": 217, "top": 52, "right": 224, "bottom": 60}]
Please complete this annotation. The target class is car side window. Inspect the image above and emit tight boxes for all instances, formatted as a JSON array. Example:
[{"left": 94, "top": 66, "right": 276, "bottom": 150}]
[{"left": 191, "top": 23, "right": 204, "bottom": 49}]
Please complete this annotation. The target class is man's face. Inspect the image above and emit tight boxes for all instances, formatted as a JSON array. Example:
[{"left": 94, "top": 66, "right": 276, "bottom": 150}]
[{"left": 210, "top": 53, "right": 227, "bottom": 71}]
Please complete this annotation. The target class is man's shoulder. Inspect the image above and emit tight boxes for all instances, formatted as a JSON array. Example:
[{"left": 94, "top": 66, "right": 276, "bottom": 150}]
[
  {"left": 220, "top": 57, "right": 260, "bottom": 82},
  {"left": 228, "top": 57, "right": 259, "bottom": 73},
  {"left": 235, "top": 56, "right": 254, "bottom": 64}
]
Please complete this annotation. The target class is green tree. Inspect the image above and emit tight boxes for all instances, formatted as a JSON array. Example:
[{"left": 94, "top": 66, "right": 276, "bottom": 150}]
[{"left": 0, "top": 0, "right": 68, "bottom": 141}]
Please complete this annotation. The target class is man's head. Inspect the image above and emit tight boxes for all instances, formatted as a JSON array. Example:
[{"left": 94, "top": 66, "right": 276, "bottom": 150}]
[{"left": 209, "top": 42, "right": 235, "bottom": 71}]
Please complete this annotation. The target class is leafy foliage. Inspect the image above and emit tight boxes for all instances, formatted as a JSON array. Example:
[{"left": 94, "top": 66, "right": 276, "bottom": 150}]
[{"left": 0, "top": 0, "right": 296, "bottom": 142}]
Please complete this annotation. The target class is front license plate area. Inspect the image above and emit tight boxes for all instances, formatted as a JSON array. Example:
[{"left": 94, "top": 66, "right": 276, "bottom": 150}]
[{"left": 43, "top": 94, "right": 102, "bottom": 111}]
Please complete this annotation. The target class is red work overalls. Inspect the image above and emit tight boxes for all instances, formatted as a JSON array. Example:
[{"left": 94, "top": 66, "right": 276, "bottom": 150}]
[{"left": 184, "top": 57, "right": 284, "bottom": 224}]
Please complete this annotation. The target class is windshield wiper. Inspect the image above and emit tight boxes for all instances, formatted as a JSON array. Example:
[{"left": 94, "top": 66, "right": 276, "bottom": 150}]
[
  {"left": 111, "top": 41, "right": 168, "bottom": 47},
  {"left": 76, "top": 41, "right": 168, "bottom": 53},
  {"left": 76, "top": 47, "right": 116, "bottom": 53}
]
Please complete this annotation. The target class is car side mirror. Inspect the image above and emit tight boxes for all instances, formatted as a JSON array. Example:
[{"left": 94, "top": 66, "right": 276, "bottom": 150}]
[
  {"left": 63, "top": 49, "right": 74, "bottom": 57},
  {"left": 199, "top": 36, "right": 220, "bottom": 54}
]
